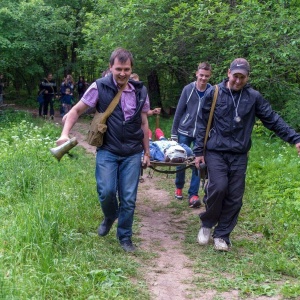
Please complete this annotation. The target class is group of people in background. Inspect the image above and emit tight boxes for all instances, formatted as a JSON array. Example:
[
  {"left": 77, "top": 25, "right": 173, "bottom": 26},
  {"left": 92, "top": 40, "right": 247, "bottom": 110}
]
[
  {"left": 38, "top": 73, "right": 89, "bottom": 119},
  {"left": 37, "top": 69, "right": 161, "bottom": 120},
  {"left": 53, "top": 47, "right": 300, "bottom": 253}
]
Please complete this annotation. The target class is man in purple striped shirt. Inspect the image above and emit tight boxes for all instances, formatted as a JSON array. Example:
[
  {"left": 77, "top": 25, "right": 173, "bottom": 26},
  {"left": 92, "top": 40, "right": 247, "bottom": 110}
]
[{"left": 56, "top": 48, "right": 150, "bottom": 252}]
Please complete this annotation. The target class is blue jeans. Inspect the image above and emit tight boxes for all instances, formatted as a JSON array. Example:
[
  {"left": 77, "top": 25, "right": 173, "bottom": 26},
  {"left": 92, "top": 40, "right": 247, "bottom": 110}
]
[
  {"left": 95, "top": 149, "right": 141, "bottom": 242},
  {"left": 175, "top": 133, "right": 200, "bottom": 197}
]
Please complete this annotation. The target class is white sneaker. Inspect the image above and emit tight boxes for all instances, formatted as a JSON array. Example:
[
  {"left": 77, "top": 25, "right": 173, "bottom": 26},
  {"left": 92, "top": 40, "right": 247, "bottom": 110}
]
[
  {"left": 213, "top": 238, "right": 229, "bottom": 252},
  {"left": 197, "top": 227, "right": 211, "bottom": 245}
]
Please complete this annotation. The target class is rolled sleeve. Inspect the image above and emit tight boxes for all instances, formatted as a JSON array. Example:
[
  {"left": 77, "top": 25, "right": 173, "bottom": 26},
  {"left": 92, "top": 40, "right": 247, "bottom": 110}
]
[{"left": 81, "top": 82, "right": 98, "bottom": 107}]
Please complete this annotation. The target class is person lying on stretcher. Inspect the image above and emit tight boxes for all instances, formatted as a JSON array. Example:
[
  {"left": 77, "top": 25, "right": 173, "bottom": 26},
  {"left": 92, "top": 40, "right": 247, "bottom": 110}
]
[{"left": 146, "top": 128, "right": 193, "bottom": 163}]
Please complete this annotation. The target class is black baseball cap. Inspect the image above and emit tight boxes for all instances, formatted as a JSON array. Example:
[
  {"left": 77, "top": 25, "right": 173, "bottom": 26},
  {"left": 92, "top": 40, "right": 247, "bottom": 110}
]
[{"left": 230, "top": 58, "right": 250, "bottom": 75}]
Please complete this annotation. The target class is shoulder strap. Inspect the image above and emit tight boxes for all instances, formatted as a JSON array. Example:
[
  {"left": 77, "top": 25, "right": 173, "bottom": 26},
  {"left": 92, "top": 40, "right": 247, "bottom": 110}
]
[
  {"left": 100, "top": 81, "right": 128, "bottom": 123},
  {"left": 203, "top": 85, "right": 219, "bottom": 153},
  {"left": 38, "top": 89, "right": 45, "bottom": 96},
  {"left": 45, "top": 78, "right": 55, "bottom": 94}
]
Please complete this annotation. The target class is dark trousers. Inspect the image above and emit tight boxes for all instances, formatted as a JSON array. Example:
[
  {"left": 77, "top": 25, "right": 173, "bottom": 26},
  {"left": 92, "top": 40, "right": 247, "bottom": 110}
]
[
  {"left": 200, "top": 150, "right": 248, "bottom": 244},
  {"left": 39, "top": 102, "right": 43, "bottom": 116},
  {"left": 43, "top": 95, "right": 54, "bottom": 116}
]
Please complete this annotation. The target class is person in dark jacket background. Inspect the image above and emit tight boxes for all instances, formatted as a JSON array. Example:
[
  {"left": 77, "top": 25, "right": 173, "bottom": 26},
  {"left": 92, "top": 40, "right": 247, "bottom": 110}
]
[
  {"left": 76, "top": 76, "right": 88, "bottom": 100},
  {"left": 171, "top": 62, "right": 212, "bottom": 208},
  {"left": 39, "top": 73, "right": 57, "bottom": 119},
  {"left": 194, "top": 58, "right": 300, "bottom": 252},
  {"left": 56, "top": 48, "right": 150, "bottom": 252}
]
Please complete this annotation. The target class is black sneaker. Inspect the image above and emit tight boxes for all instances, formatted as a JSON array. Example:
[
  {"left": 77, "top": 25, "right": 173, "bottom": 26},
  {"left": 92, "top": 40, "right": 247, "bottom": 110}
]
[
  {"left": 188, "top": 195, "right": 201, "bottom": 208},
  {"left": 120, "top": 239, "right": 136, "bottom": 252},
  {"left": 97, "top": 218, "right": 115, "bottom": 236}
]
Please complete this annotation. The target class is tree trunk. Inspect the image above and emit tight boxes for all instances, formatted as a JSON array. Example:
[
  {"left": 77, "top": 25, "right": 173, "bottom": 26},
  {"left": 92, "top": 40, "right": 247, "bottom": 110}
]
[
  {"left": 147, "top": 70, "right": 162, "bottom": 109},
  {"left": 71, "top": 41, "right": 77, "bottom": 64}
]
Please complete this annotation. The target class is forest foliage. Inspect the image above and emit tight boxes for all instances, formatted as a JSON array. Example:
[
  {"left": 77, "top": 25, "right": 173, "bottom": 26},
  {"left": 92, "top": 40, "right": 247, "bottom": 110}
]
[{"left": 1, "top": 0, "right": 300, "bottom": 128}]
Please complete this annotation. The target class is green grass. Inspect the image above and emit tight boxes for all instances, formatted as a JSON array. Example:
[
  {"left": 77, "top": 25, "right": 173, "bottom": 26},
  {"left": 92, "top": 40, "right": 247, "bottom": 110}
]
[
  {"left": 1, "top": 110, "right": 300, "bottom": 299},
  {"left": 0, "top": 110, "right": 149, "bottom": 299}
]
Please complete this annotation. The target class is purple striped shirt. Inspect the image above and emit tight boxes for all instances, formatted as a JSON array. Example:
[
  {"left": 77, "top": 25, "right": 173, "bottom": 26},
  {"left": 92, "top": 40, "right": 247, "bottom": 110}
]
[{"left": 81, "top": 80, "right": 150, "bottom": 121}]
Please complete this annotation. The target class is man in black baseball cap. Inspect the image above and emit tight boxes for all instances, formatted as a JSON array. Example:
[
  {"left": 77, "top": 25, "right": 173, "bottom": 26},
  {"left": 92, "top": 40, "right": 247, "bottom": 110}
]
[
  {"left": 230, "top": 58, "right": 250, "bottom": 76},
  {"left": 194, "top": 57, "right": 300, "bottom": 252}
]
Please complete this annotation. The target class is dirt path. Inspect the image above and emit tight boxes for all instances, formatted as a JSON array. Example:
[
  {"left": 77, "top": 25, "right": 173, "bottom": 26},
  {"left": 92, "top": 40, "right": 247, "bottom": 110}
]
[
  {"left": 64, "top": 116, "right": 203, "bottom": 299},
  {"left": 65, "top": 117, "right": 239, "bottom": 300},
  {"left": 136, "top": 175, "right": 202, "bottom": 300},
  {"left": 50, "top": 113, "right": 205, "bottom": 299},
  {"left": 61, "top": 115, "right": 282, "bottom": 300}
]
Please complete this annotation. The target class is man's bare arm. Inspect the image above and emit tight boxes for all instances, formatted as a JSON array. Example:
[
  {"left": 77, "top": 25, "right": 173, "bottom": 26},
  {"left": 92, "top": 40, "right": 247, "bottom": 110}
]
[{"left": 56, "top": 100, "right": 90, "bottom": 146}]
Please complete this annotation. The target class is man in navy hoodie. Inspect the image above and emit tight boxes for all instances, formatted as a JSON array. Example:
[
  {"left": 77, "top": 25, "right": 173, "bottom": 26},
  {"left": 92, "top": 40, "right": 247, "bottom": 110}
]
[{"left": 171, "top": 62, "right": 212, "bottom": 208}]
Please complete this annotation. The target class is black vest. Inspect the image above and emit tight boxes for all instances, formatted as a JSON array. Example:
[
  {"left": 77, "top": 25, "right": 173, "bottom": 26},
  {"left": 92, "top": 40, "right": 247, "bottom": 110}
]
[{"left": 95, "top": 74, "right": 147, "bottom": 156}]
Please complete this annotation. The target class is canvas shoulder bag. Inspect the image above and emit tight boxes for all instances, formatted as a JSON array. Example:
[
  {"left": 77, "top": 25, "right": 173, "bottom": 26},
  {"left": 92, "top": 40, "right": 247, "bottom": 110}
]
[{"left": 87, "top": 82, "right": 127, "bottom": 147}]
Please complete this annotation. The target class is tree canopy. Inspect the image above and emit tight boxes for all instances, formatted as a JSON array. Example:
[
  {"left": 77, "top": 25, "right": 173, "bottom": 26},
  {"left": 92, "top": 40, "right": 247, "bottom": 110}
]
[{"left": 1, "top": 0, "right": 300, "bottom": 127}]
